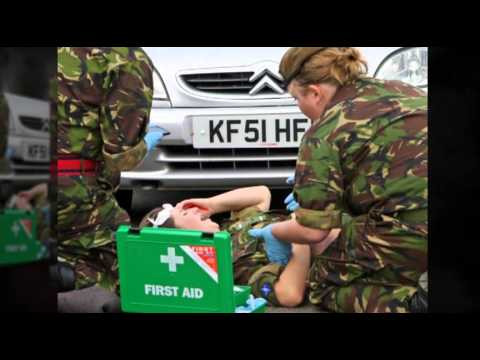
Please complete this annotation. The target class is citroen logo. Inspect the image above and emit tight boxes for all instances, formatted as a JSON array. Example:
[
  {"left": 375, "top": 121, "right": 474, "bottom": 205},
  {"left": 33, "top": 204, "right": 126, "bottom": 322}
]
[
  {"left": 249, "top": 68, "right": 284, "bottom": 96},
  {"left": 41, "top": 118, "right": 49, "bottom": 132}
]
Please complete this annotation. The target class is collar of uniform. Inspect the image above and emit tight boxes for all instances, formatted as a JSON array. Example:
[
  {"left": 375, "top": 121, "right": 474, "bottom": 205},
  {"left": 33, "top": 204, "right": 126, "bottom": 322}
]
[{"left": 323, "top": 77, "right": 372, "bottom": 114}]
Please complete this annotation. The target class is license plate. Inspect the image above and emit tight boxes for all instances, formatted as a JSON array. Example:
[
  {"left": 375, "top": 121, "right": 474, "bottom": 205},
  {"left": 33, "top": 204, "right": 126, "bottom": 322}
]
[
  {"left": 192, "top": 114, "right": 311, "bottom": 148},
  {"left": 22, "top": 141, "right": 50, "bottom": 162}
]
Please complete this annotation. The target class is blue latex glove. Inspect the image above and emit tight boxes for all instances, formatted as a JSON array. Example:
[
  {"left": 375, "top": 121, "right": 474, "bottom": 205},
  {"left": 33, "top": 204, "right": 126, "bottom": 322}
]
[
  {"left": 284, "top": 192, "right": 300, "bottom": 212},
  {"left": 286, "top": 174, "right": 295, "bottom": 185},
  {"left": 235, "top": 295, "right": 267, "bottom": 313},
  {"left": 5, "top": 146, "right": 14, "bottom": 159},
  {"left": 145, "top": 126, "right": 169, "bottom": 152},
  {"left": 248, "top": 224, "right": 292, "bottom": 266},
  {"left": 284, "top": 174, "right": 299, "bottom": 212},
  {"left": 41, "top": 206, "right": 50, "bottom": 226}
]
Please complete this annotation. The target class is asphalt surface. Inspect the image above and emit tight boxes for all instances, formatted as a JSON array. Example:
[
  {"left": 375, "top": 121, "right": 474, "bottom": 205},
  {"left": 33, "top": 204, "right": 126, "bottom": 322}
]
[{"left": 57, "top": 285, "right": 326, "bottom": 313}]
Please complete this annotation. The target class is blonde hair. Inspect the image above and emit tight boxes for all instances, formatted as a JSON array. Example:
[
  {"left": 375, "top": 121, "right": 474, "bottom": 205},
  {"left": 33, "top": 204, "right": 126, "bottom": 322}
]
[{"left": 281, "top": 47, "right": 368, "bottom": 87}]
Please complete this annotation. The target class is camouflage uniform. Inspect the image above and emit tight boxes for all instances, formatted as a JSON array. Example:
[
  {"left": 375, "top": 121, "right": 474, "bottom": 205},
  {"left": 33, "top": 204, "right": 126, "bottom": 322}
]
[
  {"left": 139, "top": 206, "right": 293, "bottom": 306},
  {"left": 57, "top": 47, "right": 154, "bottom": 292},
  {"left": 221, "top": 206, "right": 295, "bottom": 306},
  {"left": 293, "top": 77, "right": 428, "bottom": 313}
]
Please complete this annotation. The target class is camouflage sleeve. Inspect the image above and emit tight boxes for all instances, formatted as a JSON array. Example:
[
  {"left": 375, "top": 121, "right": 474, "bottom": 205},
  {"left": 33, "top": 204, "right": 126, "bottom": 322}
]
[
  {"left": 100, "top": 48, "right": 154, "bottom": 173},
  {"left": 229, "top": 205, "right": 263, "bottom": 222},
  {"left": 248, "top": 263, "right": 285, "bottom": 307},
  {"left": 293, "top": 135, "right": 344, "bottom": 230}
]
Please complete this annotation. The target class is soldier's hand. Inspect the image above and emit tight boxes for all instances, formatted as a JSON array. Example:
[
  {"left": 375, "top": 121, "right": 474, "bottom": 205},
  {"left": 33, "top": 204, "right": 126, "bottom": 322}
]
[
  {"left": 248, "top": 224, "right": 292, "bottom": 266},
  {"left": 284, "top": 174, "right": 299, "bottom": 212},
  {"left": 5, "top": 146, "right": 14, "bottom": 159},
  {"left": 286, "top": 174, "right": 295, "bottom": 186},
  {"left": 284, "top": 192, "right": 299, "bottom": 212},
  {"left": 145, "top": 126, "right": 169, "bottom": 152}
]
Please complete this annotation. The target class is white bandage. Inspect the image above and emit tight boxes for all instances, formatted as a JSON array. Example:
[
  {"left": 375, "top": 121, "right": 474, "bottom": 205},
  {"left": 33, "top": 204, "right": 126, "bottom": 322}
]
[{"left": 148, "top": 203, "right": 174, "bottom": 227}]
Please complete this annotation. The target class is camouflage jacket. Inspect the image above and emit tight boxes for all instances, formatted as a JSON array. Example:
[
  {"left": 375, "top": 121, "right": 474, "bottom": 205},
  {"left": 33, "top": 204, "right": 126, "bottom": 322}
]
[
  {"left": 221, "top": 206, "right": 290, "bottom": 281},
  {"left": 57, "top": 47, "right": 154, "bottom": 247},
  {"left": 293, "top": 77, "right": 428, "bottom": 231},
  {"left": 57, "top": 47, "right": 154, "bottom": 189}
]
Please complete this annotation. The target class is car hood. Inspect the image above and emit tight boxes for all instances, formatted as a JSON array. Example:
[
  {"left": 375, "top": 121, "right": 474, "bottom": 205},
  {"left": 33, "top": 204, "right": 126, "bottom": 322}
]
[{"left": 142, "top": 47, "right": 401, "bottom": 107}]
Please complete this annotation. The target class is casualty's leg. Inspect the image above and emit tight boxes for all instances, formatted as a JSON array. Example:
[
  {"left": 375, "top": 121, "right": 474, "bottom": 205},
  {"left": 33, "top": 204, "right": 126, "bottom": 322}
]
[
  {"left": 273, "top": 243, "right": 311, "bottom": 307},
  {"left": 249, "top": 244, "right": 311, "bottom": 307}
]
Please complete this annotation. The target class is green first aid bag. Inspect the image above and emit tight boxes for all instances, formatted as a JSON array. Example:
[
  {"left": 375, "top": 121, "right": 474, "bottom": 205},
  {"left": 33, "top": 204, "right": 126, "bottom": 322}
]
[
  {"left": 0, "top": 209, "right": 47, "bottom": 266},
  {"left": 116, "top": 226, "right": 266, "bottom": 313}
]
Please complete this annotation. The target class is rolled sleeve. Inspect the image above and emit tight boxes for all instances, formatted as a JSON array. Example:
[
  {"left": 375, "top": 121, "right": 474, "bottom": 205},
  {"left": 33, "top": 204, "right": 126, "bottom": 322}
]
[{"left": 294, "top": 206, "right": 342, "bottom": 230}]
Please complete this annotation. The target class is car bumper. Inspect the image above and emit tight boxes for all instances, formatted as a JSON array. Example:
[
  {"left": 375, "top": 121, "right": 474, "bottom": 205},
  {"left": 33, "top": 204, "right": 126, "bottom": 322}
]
[
  {"left": 5, "top": 134, "right": 50, "bottom": 183},
  {"left": 121, "top": 105, "right": 301, "bottom": 190}
]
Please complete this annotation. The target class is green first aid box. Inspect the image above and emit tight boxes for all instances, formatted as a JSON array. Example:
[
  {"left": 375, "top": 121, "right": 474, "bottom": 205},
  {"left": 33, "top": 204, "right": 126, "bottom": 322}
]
[
  {"left": 116, "top": 226, "right": 266, "bottom": 313},
  {"left": 0, "top": 209, "right": 47, "bottom": 266}
]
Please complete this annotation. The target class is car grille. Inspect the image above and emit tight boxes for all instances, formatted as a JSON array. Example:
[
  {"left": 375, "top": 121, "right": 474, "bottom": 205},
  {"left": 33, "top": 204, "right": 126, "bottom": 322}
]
[
  {"left": 10, "top": 158, "right": 50, "bottom": 174},
  {"left": 181, "top": 72, "right": 284, "bottom": 95},
  {"left": 157, "top": 146, "right": 298, "bottom": 171},
  {"left": 19, "top": 116, "right": 49, "bottom": 132}
]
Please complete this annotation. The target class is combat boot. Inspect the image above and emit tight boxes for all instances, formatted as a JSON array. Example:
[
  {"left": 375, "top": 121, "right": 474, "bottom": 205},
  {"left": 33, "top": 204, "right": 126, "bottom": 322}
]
[{"left": 409, "top": 272, "right": 428, "bottom": 313}]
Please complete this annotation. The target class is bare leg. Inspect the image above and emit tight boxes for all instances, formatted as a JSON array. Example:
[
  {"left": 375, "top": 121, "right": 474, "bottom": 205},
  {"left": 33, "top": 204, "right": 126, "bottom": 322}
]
[
  {"left": 274, "top": 243, "right": 311, "bottom": 307},
  {"left": 311, "top": 228, "right": 341, "bottom": 256}
]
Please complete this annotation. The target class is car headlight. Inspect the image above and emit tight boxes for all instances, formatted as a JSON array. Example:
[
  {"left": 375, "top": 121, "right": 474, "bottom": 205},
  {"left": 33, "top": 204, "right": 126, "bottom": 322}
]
[
  {"left": 152, "top": 69, "right": 169, "bottom": 101},
  {"left": 375, "top": 47, "right": 428, "bottom": 88}
]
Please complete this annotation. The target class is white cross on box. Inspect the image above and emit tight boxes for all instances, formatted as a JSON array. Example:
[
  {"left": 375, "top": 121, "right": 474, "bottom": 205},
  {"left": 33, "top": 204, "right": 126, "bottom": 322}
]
[
  {"left": 160, "top": 247, "right": 184, "bottom": 272},
  {"left": 11, "top": 222, "right": 20, "bottom": 238}
]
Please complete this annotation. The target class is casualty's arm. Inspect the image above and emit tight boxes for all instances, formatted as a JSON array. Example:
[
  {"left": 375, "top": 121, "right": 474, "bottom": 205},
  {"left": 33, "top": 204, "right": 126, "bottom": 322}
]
[
  {"left": 179, "top": 186, "right": 272, "bottom": 215},
  {"left": 271, "top": 218, "right": 330, "bottom": 244}
]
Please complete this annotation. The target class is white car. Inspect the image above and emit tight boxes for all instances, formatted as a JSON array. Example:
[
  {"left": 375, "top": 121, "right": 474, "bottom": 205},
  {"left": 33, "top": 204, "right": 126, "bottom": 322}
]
[
  {"left": 0, "top": 92, "right": 50, "bottom": 183},
  {"left": 121, "top": 47, "right": 427, "bottom": 194}
]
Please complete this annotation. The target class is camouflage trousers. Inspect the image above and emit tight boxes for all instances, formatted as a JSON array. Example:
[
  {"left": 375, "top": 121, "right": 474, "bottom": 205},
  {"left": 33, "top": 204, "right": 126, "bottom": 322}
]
[
  {"left": 59, "top": 242, "right": 120, "bottom": 293},
  {"left": 58, "top": 192, "right": 130, "bottom": 294},
  {"left": 221, "top": 208, "right": 291, "bottom": 305},
  {"left": 308, "top": 213, "right": 427, "bottom": 313}
]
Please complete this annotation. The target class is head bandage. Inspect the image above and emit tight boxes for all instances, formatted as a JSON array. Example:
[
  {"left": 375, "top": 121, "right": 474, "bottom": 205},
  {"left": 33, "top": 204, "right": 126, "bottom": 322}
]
[{"left": 148, "top": 203, "right": 173, "bottom": 227}]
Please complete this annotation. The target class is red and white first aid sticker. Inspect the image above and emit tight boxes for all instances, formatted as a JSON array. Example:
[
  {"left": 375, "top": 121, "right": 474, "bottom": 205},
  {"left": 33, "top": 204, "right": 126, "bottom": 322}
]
[
  {"left": 180, "top": 245, "right": 218, "bottom": 283},
  {"left": 20, "top": 219, "right": 33, "bottom": 239},
  {"left": 190, "top": 246, "right": 218, "bottom": 273}
]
